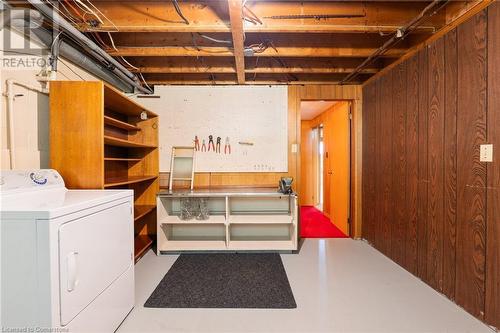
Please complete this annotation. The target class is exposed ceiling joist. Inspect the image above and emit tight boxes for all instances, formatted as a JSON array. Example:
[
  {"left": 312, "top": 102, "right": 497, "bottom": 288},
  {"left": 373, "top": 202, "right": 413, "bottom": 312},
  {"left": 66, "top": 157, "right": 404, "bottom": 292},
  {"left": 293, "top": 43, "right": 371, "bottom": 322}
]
[
  {"left": 145, "top": 80, "right": 357, "bottom": 86},
  {"left": 86, "top": 1, "right": 443, "bottom": 33},
  {"left": 228, "top": 0, "right": 245, "bottom": 84},
  {"left": 109, "top": 46, "right": 405, "bottom": 58},
  {"left": 133, "top": 67, "right": 378, "bottom": 75}
]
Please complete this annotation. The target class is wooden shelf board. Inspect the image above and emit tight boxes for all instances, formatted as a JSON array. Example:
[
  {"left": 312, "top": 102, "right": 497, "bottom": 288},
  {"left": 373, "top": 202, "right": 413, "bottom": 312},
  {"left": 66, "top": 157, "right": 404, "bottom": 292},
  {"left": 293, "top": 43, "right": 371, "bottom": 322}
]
[
  {"left": 229, "top": 215, "right": 293, "bottom": 224},
  {"left": 104, "top": 84, "right": 157, "bottom": 117},
  {"left": 134, "top": 234, "right": 153, "bottom": 262},
  {"left": 160, "top": 240, "right": 227, "bottom": 251},
  {"left": 227, "top": 240, "right": 295, "bottom": 251},
  {"left": 104, "top": 175, "right": 157, "bottom": 187},
  {"left": 161, "top": 215, "right": 226, "bottom": 224},
  {"left": 104, "top": 135, "right": 157, "bottom": 148},
  {"left": 135, "top": 205, "right": 156, "bottom": 221},
  {"left": 104, "top": 115, "right": 140, "bottom": 131},
  {"left": 105, "top": 157, "right": 141, "bottom": 162}
]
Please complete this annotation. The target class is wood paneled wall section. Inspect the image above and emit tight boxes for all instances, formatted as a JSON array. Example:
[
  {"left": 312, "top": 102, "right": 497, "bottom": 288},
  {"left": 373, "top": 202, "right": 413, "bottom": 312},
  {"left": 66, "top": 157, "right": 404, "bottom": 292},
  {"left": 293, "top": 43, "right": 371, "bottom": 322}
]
[{"left": 362, "top": 3, "right": 500, "bottom": 328}]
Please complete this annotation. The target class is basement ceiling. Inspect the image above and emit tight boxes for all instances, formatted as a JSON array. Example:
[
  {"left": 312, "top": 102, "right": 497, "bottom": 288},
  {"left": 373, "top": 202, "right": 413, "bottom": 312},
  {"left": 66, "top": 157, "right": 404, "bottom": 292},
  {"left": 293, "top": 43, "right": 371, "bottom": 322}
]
[{"left": 22, "top": 1, "right": 482, "bottom": 86}]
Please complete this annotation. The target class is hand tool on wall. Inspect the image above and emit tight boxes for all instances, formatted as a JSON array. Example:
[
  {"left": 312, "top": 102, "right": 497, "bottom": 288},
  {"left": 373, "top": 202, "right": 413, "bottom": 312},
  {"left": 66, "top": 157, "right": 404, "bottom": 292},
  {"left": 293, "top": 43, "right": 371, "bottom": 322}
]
[
  {"left": 224, "top": 137, "right": 231, "bottom": 154},
  {"left": 208, "top": 135, "right": 215, "bottom": 151},
  {"left": 216, "top": 137, "right": 221, "bottom": 153},
  {"left": 194, "top": 135, "right": 200, "bottom": 151},
  {"left": 201, "top": 139, "right": 207, "bottom": 152}
]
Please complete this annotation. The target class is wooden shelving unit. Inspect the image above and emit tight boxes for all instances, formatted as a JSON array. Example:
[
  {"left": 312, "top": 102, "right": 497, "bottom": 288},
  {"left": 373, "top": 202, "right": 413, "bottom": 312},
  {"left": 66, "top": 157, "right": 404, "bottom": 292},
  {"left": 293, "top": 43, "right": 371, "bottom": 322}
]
[{"left": 50, "top": 81, "right": 159, "bottom": 263}]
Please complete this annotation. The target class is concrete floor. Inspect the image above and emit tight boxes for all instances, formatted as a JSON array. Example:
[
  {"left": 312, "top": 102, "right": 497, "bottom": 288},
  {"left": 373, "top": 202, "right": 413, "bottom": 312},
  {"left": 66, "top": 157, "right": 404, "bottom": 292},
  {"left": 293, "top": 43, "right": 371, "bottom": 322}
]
[{"left": 118, "top": 239, "right": 493, "bottom": 333}]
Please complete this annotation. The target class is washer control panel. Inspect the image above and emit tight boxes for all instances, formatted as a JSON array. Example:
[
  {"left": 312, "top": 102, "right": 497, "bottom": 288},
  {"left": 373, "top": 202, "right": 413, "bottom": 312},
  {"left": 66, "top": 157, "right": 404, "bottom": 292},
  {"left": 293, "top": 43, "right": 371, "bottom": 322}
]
[{"left": 0, "top": 169, "right": 65, "bottom": 194}]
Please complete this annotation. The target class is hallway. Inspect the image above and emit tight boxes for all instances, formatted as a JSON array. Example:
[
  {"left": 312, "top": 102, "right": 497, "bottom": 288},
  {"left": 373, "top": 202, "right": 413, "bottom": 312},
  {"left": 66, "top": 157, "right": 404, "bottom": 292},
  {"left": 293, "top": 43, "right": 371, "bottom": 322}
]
[{"left": 300, "top": 206, "right": 348, "bottom": 238}]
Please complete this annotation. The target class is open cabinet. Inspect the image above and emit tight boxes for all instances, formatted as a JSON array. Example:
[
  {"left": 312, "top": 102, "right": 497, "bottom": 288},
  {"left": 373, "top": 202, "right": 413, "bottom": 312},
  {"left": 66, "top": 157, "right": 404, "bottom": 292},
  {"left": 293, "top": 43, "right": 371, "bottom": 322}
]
[{"left": 49, "top": 81, "right": 159, "bottom": 262}]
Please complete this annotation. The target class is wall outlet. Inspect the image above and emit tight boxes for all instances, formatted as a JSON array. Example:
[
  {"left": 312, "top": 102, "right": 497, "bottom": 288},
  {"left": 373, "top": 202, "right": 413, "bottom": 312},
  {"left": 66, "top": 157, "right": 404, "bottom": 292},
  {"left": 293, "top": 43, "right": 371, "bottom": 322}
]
[
  {"left": 291, "top": 143, "right": 298, "bottom": 153},
  {"left": 480, "top": 144, "right": 493, "bottom": 162}
]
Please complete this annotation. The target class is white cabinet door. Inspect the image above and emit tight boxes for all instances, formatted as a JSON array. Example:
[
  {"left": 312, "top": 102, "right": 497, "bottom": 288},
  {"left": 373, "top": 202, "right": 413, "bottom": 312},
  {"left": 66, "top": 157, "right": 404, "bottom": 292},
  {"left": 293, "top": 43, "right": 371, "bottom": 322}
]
[{"left": 58, "top": 201, "right": 133, "bottom": 326}]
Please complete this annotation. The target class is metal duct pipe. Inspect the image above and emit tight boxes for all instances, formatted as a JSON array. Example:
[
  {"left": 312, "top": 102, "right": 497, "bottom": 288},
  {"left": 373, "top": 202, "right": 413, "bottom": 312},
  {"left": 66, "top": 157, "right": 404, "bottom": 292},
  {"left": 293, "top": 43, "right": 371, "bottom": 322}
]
[
  {"left": 26, "top": 0, "right": 152, "bottom": 94},
  {"left": 30, "top": 26, "right": 135, "bottom": 92}
]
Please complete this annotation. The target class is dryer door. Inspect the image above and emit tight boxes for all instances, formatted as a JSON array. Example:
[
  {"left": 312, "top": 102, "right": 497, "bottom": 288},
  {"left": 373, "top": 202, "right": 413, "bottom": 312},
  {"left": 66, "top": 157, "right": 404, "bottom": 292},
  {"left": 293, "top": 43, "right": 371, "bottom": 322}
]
[{"left": 58, "top": 201, "right": 133, "bottom": 326}]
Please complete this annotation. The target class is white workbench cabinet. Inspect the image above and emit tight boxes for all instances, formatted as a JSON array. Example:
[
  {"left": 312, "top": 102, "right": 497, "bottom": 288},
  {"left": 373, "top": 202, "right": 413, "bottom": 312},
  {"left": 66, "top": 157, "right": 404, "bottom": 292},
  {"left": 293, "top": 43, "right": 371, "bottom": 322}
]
[{"left": 156, "top": 188, "right": 298, "bottom": 253}]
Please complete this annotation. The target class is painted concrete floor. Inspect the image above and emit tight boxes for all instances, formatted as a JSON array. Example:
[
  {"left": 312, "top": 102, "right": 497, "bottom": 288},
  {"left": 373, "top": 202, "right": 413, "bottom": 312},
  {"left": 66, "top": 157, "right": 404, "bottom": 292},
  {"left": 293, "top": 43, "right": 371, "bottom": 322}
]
[{"left": 118, "top": 239, "right": 493, "bottom": 333}]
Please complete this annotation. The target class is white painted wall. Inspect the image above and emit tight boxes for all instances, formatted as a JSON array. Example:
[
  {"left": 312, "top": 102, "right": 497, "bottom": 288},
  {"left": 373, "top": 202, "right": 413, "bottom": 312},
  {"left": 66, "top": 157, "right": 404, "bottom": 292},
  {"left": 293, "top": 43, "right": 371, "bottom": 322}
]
[
  {"left": 1, "top": 27, "right": 98, "bottom": 170},
  {"left": 132, "top": 85, "right": 288, "bottom": 173}
]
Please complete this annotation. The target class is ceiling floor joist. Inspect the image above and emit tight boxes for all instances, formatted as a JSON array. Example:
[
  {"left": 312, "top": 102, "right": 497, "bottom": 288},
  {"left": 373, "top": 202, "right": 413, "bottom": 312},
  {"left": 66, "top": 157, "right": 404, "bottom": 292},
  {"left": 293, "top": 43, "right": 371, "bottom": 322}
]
[
  {"left": 228, "top": 0, "right": 245, "bottom": 84},
  {"left": 109, "top": 46, "right": 405, "bottom": 58},
  {"left": 86, "top": 1, "right": 444, "bottom": 34}
]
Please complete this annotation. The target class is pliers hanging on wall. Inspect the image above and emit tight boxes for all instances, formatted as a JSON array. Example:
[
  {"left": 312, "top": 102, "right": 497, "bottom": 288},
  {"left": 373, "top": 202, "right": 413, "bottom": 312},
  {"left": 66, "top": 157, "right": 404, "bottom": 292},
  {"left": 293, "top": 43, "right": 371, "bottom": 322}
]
[
  {"left": 224, "top": 137, "right": 231, "bottom": 154},
  {"left": 194, "top": 135, "right": 200, "bottom": 151},
  {"left": 201, "top": 139, "right": 207, "bottom": 152},
  {"left": 216, "top": 137, "right": 221, "bottom": 153},
  {"left": 208, "top": 135, "right": 215, "bottom": 151}
]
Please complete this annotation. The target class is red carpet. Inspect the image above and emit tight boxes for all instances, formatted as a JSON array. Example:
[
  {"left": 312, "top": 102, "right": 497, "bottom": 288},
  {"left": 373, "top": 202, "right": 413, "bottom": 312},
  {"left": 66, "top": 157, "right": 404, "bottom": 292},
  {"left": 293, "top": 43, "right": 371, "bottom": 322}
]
[{"left": 300, "top": 206, "right": 349, "bottom": 238}]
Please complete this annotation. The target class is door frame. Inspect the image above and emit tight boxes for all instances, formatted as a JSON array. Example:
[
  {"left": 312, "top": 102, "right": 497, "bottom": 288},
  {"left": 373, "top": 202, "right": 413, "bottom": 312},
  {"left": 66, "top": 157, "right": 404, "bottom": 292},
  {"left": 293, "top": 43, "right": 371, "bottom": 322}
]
[{"left": 293, "top": 88, "right": 362, "bottom": 239}]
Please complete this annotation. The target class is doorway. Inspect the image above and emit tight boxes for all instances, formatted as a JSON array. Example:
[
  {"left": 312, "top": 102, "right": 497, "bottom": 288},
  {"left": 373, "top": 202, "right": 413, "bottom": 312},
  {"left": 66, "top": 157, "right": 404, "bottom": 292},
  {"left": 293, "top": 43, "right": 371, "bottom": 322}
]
[{"left": 299, "top": 100, "right": 351, "bottom": 238}]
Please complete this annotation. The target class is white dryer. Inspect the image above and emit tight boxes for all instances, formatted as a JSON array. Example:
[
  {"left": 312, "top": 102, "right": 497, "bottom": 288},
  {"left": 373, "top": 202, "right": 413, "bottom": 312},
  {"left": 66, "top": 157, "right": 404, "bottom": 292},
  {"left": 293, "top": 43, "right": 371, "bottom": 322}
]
[{"left": 0, "top": 169, "right": 135, "bottom": 332}]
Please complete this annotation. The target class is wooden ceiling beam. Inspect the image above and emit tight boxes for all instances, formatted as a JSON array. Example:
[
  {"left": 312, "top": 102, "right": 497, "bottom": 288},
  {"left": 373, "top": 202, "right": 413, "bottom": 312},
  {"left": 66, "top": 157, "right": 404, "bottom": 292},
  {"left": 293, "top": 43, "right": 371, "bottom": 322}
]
[
  {"left": 228, "top": 0, "right": 245, "bottom": 84},
  {"left": 142, "top": 72, "right": 371, "bottom": 85},
  {"left": 110, "top": 46, "right": 405, "bottom": 58},
  {"left": 125, "top": 56, "right": 381, "bottom": 74},
  {"left": 147, "top": 80, "right": 355, "bottom": 86},
  {"left": 101, "top": 32, "right": 404, "bottom": 49},
  {"left": 86, "top": 1, "right": 444, "bottom": 34},
  {"left": 133, "top": 66, "right": 377, "bottom": 74}
]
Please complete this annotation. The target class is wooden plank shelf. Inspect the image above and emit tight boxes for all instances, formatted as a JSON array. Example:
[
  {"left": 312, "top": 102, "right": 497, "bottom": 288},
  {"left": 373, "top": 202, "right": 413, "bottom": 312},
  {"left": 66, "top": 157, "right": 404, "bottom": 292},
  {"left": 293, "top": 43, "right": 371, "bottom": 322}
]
[
  {"left": 104, "top": 175, "right": 157, "bottom": 188},
  {"left": 104, "top": 135, "right": 157, "bottom": 148},
  {"left": 104, "top": 84, "right": 158, "bottom": 118},
  {"left": 134, "top": 234, "right": 153, "bottom": 263},
  {"left": 104, "top": 115, "right": 140, "bottom": 131},
  {"left": 135, "top": 205, "right": 156, "bottom": 221},
  {"left": 104, "top": 157, "right": 142, "bottom": 162}
]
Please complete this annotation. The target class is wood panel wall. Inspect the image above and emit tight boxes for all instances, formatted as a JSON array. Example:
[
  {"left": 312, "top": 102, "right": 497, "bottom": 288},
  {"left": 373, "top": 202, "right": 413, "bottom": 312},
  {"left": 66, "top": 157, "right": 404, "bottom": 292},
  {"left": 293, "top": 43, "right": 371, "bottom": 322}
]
[{"left": 362, "top": 3, "right": 499, "bottom": 328}]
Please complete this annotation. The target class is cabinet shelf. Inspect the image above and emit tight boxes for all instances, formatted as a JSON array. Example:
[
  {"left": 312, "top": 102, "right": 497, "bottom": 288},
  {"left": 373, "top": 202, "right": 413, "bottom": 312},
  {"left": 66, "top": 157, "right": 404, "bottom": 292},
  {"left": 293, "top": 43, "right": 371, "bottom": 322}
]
[
  {"left": 161, "top": 215, "right": 226, "bottom": 224},
  {"left": 104, "top": 175, "right": 157, "bottom": 188},
  {"left": 135, "top": 205, "right": 156, "bottom": 221},
  {"left": 134, "top": 235, "right": 153, "bottom": 262},
  {"left": 105, "top": 157, "right": 142, "bottom": 162},
  {"left": 104, "top": 115, "right": 140, "bottom": 131},
  {"left": 229, "top": 215, "right": 293, "bottom": 224},
  {"left": 104, "top": 135, "right": 157, "bottom": 148}
]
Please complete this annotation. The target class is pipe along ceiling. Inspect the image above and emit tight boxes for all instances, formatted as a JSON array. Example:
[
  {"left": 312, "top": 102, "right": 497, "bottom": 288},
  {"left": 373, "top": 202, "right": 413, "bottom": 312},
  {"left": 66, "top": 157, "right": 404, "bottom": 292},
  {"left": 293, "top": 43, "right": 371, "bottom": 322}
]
[{"left": 2, "top": 2, "right": 152, "bottom": 94}]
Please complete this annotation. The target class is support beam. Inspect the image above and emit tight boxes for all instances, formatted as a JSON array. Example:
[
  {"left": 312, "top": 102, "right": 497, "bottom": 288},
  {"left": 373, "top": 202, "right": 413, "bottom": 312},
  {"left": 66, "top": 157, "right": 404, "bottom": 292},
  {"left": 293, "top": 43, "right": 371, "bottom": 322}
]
[
  {"left": 85, "top": 1, "right": 444, "bottom": 33},
  {"left": 134, "top": 66, "right": 377, "bottom": 74},
  {"left": 109, "top": 47, "right": 405, "bottom": 58},
  {"left": 146, "top": 80, "right": 350, "bottom": 86},
  {"left": 228, "top": 0, "right": 245, "bottom": 84}
]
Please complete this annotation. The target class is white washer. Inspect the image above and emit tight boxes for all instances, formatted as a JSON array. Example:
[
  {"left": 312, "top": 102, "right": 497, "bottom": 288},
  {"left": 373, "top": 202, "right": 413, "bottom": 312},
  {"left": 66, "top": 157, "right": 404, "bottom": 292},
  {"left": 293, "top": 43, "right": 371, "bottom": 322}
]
[{"left": 0, "top": 169, "right": 135, "bottom": 332}]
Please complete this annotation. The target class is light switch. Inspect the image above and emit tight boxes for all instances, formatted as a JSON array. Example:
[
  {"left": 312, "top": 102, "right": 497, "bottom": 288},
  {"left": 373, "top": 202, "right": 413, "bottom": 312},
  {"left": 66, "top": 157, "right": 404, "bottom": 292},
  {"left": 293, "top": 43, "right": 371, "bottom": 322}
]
[
  {"left": 480, "top": 144, "right": 493, "bottom": 162},
  {"left": 291, "top": 144, "right": 298, "bottom": 153}
]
